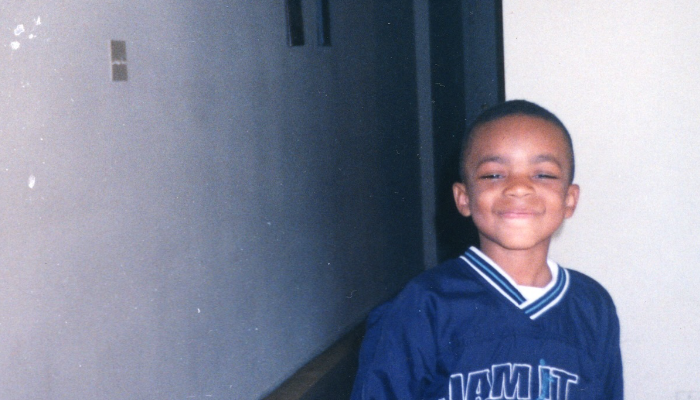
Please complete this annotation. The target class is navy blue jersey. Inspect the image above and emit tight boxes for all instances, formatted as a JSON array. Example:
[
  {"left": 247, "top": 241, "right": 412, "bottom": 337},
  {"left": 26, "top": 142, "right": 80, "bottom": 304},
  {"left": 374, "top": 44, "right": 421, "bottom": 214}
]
[{"left": 351, "top": 247, "right": 622, "bottom": 400}]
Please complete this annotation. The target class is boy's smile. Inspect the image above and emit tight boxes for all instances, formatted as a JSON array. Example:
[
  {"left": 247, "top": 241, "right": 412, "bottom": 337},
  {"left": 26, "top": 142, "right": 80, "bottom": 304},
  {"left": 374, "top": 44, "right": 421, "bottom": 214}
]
[{"left": 453, "top": 114, "right": 579, "bottom": 268}]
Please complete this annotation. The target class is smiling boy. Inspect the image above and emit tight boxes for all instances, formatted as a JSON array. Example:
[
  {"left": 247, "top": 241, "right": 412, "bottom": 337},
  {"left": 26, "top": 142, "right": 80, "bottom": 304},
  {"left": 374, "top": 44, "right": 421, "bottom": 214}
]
[{"left": 351, "top": 100, "right": 622, "bottom": 400}]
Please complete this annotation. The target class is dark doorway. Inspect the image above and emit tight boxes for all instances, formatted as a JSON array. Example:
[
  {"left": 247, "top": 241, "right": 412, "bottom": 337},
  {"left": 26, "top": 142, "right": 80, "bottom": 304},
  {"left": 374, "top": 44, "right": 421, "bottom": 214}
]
[{"left": 430, "top": 0, "right": 505, "bottom": 261}]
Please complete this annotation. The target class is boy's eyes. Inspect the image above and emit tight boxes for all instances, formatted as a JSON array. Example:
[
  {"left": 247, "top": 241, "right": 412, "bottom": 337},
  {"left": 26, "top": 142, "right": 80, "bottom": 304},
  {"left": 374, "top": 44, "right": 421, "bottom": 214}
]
[
  {"left": 476, "top": 172, "right": 561, "bottom": 180},
  {"left": 534, "top": 173, "right": 559, "bottom": 180},
  {"left": 478, "top": 174, "right": 503, "bottom": 180}
]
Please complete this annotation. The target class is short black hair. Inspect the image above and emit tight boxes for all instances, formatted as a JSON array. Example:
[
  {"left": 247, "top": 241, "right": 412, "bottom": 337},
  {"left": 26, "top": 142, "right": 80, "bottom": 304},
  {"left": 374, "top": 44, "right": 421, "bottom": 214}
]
[{"left": 459, "top": 99, "right": 575, "bottom": 184}]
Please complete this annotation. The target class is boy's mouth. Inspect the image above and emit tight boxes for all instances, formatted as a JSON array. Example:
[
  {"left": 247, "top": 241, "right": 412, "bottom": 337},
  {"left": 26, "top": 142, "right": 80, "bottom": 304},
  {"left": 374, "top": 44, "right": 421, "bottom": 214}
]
[{"left": 497, "top": 208, "right": 541, "bottom": 218}]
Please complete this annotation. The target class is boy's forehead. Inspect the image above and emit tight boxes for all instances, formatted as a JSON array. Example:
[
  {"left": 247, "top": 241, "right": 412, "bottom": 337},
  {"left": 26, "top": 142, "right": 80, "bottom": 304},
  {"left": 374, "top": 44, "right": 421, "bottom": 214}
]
[
  {"left": 468, "top": 115, "right": 569, "bottom": 156},
  {"left": 459, "top": 111, "right": 576, "bottom": 184}
]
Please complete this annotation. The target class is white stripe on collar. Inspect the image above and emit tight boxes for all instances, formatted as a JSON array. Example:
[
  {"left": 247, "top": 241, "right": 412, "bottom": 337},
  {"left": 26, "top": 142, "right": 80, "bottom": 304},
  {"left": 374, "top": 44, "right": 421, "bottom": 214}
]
[{"left": 459, "top": 246, "right": 569, "bottom": 320}]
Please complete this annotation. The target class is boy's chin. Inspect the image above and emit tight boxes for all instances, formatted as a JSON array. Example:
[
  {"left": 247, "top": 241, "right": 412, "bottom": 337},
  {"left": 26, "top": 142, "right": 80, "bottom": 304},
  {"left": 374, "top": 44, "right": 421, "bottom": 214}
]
[{"left": 478, "top": 235, "right": 552, "bottom": 253}]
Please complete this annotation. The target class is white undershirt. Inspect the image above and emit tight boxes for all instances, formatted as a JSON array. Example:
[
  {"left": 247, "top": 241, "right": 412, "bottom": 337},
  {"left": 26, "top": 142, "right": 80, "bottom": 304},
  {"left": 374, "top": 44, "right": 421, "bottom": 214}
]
[{"left": 512, "top": 260, "right": 559, "bottom": 302}]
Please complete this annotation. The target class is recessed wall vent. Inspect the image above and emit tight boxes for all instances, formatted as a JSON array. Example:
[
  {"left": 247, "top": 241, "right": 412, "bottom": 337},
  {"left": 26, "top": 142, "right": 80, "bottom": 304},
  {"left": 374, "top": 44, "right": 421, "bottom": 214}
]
[{"left": 110, "top": 40, "right": 128, "bottom": 82}]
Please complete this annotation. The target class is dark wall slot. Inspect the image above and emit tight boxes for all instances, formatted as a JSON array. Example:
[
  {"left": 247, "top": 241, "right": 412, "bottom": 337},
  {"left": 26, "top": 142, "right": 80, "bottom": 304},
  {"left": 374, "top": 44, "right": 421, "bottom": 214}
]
[
  {"left": 316, "top": 0, "right": 331, "bottom": 46},
  {"left": 286, "top": 0, "right": 305, "bottom": 46}
]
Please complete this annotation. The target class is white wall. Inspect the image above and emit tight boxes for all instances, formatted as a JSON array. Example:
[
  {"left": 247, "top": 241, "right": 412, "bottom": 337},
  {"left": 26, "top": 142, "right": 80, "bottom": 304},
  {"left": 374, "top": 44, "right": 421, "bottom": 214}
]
[
  {"left": 503, "top": 1, "right": 700, "bottom": 398},
  {"left": 0, "top": 1, "right": 424, "bottom": 399}
]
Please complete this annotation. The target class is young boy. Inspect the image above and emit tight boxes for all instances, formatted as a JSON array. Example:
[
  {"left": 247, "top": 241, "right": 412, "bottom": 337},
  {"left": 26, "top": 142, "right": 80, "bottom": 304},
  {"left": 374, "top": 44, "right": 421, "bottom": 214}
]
[{"left": 350, "top": 100, "right": 622, "bottom": 400}]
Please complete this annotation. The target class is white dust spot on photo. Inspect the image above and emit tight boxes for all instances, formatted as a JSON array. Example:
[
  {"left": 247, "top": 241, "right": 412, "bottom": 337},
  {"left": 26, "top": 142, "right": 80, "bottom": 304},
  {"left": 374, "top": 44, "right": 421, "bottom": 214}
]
[
  {"left": 34, "top": 17, "right": 41, "bottom": 26},
  {"left": 14, "top": 25, "right": 25, "bottom": 36},
  {"left": 10, "top": 41, "right": 20, "bottom": 50},
  {"left": 28, "top": 175, "right": 36, "bottom": 189}
]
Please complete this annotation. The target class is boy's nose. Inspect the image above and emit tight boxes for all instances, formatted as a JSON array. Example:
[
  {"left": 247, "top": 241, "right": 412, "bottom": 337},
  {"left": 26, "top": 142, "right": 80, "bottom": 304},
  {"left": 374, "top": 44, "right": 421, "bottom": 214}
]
[{"left": 503, "top": 175, "right": 534, "bottom": 197}]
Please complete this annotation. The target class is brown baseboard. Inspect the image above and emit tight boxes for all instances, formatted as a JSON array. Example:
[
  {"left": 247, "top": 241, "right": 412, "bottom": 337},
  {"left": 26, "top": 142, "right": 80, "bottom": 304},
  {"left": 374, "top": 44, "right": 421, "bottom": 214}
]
[{"left": 263, "top": 323, "right": 365, "bottom": 400}]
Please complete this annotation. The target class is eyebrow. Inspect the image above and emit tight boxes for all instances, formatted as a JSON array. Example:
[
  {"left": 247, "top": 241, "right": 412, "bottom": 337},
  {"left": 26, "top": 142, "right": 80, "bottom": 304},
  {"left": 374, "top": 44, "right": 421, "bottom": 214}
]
[
  {"left": 474, "top": 154, "right": 564, "bottom": 169},
  {"left": 532, "top": 154, "right": 564, "bottom": 169},
  {"left": 474, "top": 155, "right": 506, "bottom": 169}
]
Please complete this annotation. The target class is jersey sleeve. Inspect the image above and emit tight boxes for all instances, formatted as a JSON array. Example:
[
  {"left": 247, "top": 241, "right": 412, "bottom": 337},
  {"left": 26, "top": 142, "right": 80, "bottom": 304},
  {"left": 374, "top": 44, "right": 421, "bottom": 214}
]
[
  {"left": 602, "top": 301, "right": 623, "bottom": 400},
  {"left": 350, "top": 283, "right": 437, "bottom": 400}
]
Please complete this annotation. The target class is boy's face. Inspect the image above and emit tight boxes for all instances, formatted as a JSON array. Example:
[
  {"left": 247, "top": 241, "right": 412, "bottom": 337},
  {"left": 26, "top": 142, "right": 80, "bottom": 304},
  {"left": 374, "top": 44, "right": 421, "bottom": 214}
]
[{"left": 452, "top": 114, "right": 579, "bottom": 255}]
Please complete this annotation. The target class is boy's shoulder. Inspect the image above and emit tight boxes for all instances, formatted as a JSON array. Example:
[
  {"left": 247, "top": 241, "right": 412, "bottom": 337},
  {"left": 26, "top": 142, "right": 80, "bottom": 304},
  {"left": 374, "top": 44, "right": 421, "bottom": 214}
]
[
  {"left": 400, "top": 256, "right": 482, "bottom": 297},
  {"left": 367, "top": 256, "right": 482, "bottom": 319},
  {"left": 563, "top": 267, "right": 619, "bottom": 313},
  {"left": 565, "top": 267, "right": 611, "bottom": 292},
  {"left": 364, "top": 256, "right": 477, "bottom": 333}
]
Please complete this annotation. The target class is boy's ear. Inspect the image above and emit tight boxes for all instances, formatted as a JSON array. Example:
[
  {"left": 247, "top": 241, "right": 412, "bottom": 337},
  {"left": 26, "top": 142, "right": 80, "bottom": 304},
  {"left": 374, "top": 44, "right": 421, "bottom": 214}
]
[
  {"left": 564, "top": 184, "right": 580, "bottom": 218},
  {"left": 452, "top": 182, "right": 472, "bottom": 217}
]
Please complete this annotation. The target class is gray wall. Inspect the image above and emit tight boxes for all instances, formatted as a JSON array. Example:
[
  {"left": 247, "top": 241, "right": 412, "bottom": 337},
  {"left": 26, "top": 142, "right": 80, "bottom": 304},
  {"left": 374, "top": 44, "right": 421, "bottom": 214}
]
[{"left": 0, "top": 1, "right": 425, "bottom": 398}]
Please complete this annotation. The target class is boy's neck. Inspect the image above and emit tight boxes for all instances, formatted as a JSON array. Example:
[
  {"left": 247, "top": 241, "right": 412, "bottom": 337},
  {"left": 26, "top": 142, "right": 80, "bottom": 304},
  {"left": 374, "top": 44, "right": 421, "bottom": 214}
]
[{"left": 478, "top": 242, "right": 552, "bottom": 288}]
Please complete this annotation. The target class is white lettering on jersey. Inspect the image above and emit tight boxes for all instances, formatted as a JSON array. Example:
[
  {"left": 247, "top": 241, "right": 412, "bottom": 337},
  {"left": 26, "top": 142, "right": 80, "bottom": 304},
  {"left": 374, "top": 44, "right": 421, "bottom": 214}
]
[{"left": 447, "top": 362, "right": 579, "bottom": 400}]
